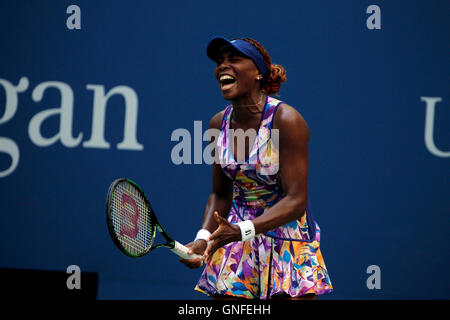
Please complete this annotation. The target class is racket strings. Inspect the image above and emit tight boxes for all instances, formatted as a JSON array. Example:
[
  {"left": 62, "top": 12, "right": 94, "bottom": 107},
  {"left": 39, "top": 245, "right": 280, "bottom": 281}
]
[{"left": 110, "top": 181, "right": 155, "bottom": 256}]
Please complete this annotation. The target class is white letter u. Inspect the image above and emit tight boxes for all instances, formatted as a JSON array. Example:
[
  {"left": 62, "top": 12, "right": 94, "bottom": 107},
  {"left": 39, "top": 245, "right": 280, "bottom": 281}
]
[{"left": 422, "top": 97, "right": 449, "bottom": 158}]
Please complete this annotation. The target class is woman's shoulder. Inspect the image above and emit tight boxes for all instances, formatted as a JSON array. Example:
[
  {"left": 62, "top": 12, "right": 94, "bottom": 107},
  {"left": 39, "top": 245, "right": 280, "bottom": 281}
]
[
  {"left": 209, "top": 107, "right": 228, "bottom": 130},
  {"left": 272, "top": 101, "right": 310, "bottom": 141}
]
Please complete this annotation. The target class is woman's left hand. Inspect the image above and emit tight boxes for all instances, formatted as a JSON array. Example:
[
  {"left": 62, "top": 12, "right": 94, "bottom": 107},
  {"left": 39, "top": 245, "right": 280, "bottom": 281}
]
[{"left": 204, "top": 211, "right": 241, "bottom": 261}]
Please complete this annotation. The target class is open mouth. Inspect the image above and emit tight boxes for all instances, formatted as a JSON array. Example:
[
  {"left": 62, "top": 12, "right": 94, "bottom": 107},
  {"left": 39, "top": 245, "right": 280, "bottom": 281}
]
[{"left": 218, "top": 74, "right": 236, "bottom": 91}]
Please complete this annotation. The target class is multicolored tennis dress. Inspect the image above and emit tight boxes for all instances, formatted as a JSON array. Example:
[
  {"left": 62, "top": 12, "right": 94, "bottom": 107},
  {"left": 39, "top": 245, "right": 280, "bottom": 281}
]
[{"left": 195, "top": 96, "right": 333, "bottom": 299}]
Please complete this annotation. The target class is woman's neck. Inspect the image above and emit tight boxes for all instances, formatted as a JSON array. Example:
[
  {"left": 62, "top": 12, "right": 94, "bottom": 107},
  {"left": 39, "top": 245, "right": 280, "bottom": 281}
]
[{"left": 231, "top": 92, "right": 266, "bottom": 123}]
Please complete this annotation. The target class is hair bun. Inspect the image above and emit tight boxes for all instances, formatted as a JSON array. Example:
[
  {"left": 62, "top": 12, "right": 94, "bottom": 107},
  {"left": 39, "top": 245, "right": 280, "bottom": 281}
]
[
  {"left": 241, "top": 38, "right": 287, "bottom": 95},
  {"left": 263, "top": 64, "right": 287, "bottom": 95}
]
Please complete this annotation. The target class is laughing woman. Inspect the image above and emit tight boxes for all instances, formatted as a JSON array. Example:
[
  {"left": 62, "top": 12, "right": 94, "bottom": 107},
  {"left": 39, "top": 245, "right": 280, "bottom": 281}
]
[{"left": 180, "top": 37, "right": 333, "bottom": 300}]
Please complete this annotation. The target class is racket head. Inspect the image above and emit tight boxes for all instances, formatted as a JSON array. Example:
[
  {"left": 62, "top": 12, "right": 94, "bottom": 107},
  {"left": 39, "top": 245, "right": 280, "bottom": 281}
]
[{"left": 106, "top": 178, "right": 156, "bottom": 257}]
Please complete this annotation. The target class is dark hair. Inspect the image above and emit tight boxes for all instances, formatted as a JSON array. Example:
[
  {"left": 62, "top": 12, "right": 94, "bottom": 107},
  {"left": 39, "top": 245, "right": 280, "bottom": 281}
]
[{"left": 241, "top": 38, "right": 287, "bottom": 95}]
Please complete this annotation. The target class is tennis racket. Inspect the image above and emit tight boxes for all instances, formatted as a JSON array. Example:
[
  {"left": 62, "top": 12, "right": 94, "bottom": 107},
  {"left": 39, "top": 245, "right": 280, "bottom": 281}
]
[{"left": 106, "top": 178, "right": 202, "bottom": 260}]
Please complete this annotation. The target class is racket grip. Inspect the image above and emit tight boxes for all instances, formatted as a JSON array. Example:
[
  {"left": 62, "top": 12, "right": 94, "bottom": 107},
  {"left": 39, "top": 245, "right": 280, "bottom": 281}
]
[{"left": 171, "top": 241, "right": 203, "bottom": 260}]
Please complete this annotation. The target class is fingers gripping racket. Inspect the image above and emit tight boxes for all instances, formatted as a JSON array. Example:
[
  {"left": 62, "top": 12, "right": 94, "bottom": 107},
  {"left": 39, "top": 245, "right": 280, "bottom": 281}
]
[{"left": 106, "top": 178, "right": 201, "bottom": 260}]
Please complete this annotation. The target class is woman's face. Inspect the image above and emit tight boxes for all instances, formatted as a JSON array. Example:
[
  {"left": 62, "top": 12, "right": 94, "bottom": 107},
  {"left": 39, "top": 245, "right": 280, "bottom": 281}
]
[{"left": 214, "top": 47, "right": 261, "bottom": 100}]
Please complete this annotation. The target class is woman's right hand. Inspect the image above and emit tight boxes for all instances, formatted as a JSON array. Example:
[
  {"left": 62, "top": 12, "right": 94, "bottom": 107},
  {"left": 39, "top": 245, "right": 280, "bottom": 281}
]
[{"left": 179, "top": 239, "right": 207, "bottom": 269}]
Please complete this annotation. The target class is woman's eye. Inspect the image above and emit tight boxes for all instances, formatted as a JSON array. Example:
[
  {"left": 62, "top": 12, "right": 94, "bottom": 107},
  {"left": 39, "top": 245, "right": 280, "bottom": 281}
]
[{"left": 216, "top": 56, "right": 240, "bottom": 65}]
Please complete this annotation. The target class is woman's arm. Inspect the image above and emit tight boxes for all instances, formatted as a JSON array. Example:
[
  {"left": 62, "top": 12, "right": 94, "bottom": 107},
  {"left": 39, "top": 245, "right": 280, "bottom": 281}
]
[
  {"left": 201, "top": 110, "right": 234, "bottom": 231},
  {"left": 252, "top": 103, "right": 310, "bottom": 233},
  {"left": 179, "top": 111, "right": 233, "bottom": 268},
  {"left": 205, "top": 103, "right": 310, "bottom": 259},
  {"left": 200, "top": 162, "right": 233, "bottom": 233}
]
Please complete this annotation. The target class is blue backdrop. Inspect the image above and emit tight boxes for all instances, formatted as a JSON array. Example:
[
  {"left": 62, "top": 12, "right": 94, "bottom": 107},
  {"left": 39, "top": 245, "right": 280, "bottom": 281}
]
[{"left": 0, "top": 0, "right": 448, "bottom": 299}]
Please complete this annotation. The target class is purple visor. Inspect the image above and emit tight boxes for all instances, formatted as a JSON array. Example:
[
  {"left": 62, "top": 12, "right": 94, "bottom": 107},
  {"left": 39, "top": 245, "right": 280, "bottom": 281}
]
[{"left": 206, "top": 36, "right": 269, "bottom": 84}]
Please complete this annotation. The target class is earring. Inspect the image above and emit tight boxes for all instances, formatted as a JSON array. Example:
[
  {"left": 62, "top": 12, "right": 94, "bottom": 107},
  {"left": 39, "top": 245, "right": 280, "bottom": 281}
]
[{"left": 256, "top": 76, "right": 262, "bottom": 80}]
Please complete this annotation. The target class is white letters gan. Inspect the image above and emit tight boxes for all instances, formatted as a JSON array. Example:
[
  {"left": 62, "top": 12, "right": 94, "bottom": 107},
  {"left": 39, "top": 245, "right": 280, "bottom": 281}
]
[
  {"left": 29, "top": 81, "right": 82, "bottom": 147},
  {"left": 0, "top": 76, "right": 144, "bottom": 178},
  {"left": 0, "top": 77, "right": 29, "bottom": 178},
  {"left": 83, "top": 84, "right": 143, "bottom": 151}
]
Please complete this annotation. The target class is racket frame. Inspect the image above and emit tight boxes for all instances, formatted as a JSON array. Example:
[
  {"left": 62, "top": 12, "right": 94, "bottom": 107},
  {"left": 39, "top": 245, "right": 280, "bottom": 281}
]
[{"left": 106, "top": 178, "right": 180, "bottom": 258}]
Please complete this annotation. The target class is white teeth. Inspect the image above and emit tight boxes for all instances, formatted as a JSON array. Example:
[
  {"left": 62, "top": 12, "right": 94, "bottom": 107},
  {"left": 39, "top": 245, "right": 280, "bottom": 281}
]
[{"left": 219, "top": 74, "right": 235, "bottom": 82}]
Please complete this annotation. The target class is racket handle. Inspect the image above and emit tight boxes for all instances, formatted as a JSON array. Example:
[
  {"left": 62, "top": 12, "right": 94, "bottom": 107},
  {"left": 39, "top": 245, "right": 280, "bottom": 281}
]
[{"left": 171, "top": 241, "right": 203, "bottom": 260}]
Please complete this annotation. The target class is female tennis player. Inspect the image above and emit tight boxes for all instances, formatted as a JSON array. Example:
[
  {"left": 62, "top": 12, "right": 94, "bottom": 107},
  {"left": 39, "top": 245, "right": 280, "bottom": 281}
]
[{"left": 180, "top": 36, "right": 333, "bottom": 300}]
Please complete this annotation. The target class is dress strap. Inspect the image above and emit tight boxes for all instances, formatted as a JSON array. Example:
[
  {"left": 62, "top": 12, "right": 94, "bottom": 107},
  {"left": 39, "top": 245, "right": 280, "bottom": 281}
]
[
  {"left": 260, "top": 96, "right": 283, "bottom": 131},
  {"left": 220, "top": 105, "right": 233, "bottom": 131}
]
